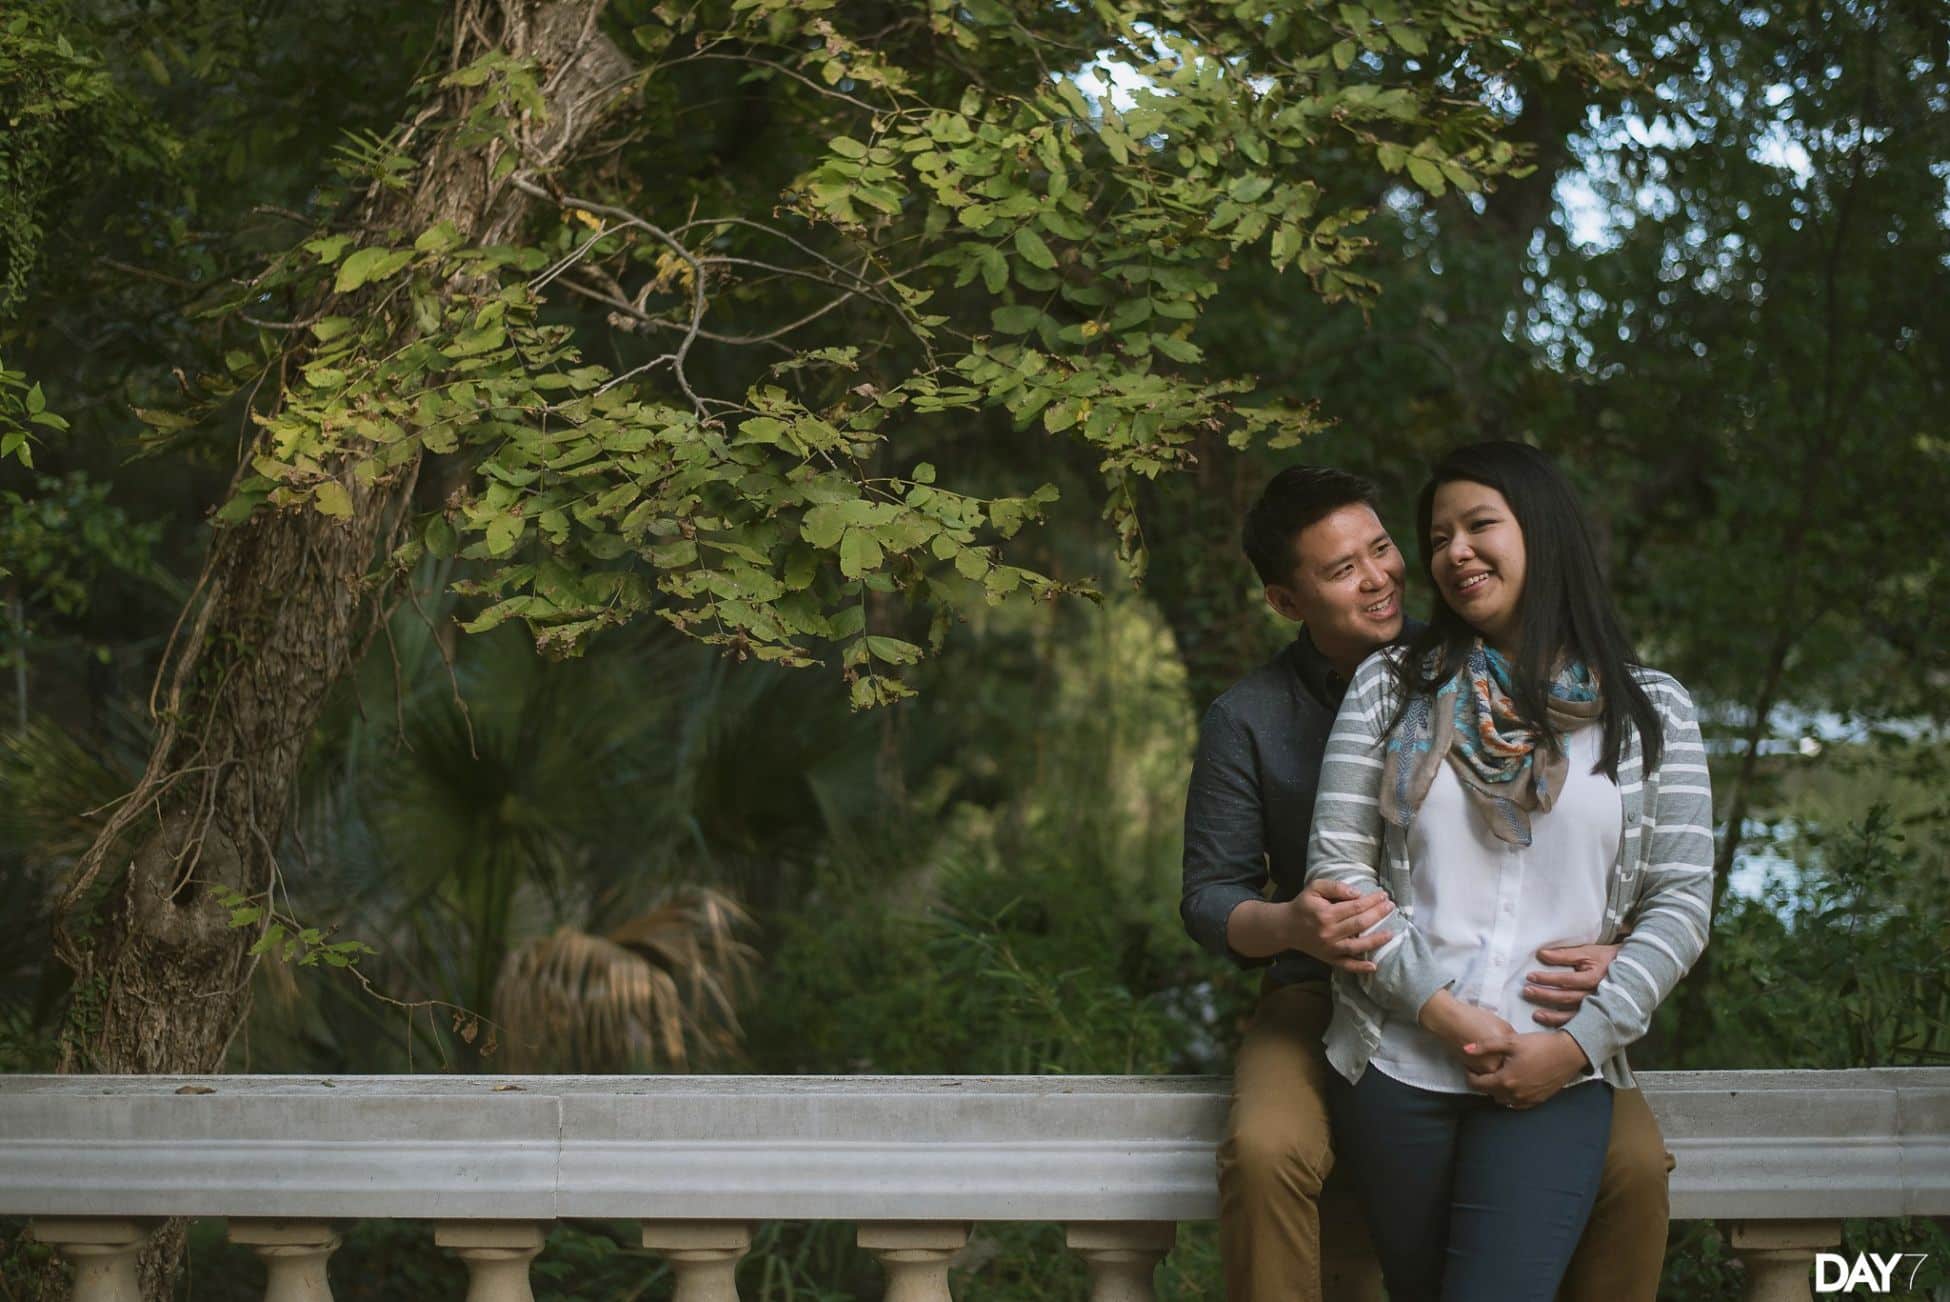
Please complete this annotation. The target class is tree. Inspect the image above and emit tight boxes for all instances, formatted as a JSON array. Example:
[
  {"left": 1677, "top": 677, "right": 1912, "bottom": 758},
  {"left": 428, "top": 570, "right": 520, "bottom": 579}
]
[
  {"left": 1529, "top": 0, "right": 1950, "bottom": 1051},
  {"left": 3, "top": 2, "right": 1616, "bottom": 1289}
]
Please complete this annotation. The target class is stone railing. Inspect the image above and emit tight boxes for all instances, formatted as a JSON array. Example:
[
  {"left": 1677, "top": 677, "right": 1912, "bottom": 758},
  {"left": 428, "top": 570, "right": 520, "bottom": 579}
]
[{"left": 2, "top": 1069, "right": 1945, "bottom": 1302}]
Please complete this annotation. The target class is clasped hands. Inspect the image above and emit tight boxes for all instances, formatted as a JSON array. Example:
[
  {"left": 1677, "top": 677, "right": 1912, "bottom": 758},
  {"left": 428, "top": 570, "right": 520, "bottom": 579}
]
[
  {"left": 1419, "top": 992, "right": 1591, "bottom": 1110},
  {"left": 1284, "top": 881, "right": 1611, "bottom": 1109}
]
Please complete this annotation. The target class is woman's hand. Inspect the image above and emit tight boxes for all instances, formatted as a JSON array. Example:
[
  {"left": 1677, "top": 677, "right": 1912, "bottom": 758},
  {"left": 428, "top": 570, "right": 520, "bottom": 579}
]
[
  {"left": 1417, "top": 990, "right": 1518, "bottom": 1072},
  {"left": 1463, "top": 1031, "right": 1592, "bottom": 1109}
]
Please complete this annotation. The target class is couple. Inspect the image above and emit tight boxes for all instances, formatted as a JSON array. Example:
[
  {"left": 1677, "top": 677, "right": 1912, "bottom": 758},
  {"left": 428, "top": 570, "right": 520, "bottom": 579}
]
[{"left": 1182, "top": 442, "right": 1713, "bottom": 1301}]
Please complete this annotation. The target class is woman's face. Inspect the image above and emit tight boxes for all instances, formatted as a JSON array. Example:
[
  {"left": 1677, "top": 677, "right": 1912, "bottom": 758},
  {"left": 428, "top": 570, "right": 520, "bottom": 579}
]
[{"left": 1427, "top": 479, "right": 1527, "bottom": 652}]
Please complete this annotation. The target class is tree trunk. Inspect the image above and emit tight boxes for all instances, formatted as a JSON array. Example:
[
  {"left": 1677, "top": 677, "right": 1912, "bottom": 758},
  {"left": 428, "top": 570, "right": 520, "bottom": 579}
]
[
  {"left": 47, "top": 3, "right": 631, "bottom": 1296},
  {"left": 1140, "top": 431, "right": 1275, "bottom": 712}
]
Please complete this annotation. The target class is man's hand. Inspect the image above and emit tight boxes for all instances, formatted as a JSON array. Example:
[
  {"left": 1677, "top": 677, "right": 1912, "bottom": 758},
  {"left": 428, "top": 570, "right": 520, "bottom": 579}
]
[
  {"left": 1464, "top": 1031, "right": 1591, "bottom": 1109},
  {"left": 1289, "top": 880, "right": 1395, "bottom": 974},
  {"left": 1522, "top": 940, "right": 1623, "bottom": 1028}
]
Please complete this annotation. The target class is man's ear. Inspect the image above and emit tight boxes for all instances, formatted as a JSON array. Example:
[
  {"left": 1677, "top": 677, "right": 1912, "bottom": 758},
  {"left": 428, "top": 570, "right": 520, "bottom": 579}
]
[{"left": 1263, "top": 583, "right": 1307, "bottom": 623}]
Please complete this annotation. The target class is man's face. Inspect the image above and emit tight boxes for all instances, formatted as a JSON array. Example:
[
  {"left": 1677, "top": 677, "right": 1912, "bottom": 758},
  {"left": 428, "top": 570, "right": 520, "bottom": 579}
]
[{"left": 1264, "top": 503, "right": 1406, "bottom": 655}]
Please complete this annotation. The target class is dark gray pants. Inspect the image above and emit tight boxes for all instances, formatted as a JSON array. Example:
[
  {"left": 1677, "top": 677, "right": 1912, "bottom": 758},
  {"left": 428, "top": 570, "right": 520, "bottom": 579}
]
[{"left": 1331, "top": 1067, "right": 1613, "bottom": 1302}]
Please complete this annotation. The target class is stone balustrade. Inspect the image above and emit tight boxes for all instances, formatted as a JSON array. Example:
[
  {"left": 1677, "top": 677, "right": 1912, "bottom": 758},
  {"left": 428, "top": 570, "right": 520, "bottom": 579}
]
[{"left": 2, "top": 1070, "right": 1945, "bottom": 1301}]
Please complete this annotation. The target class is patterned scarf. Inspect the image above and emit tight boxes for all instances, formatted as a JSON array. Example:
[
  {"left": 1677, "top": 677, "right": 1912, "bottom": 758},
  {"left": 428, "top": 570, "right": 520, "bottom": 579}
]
[{"left": 1380, "top": 642, "right": 1603, "bottom": 847}]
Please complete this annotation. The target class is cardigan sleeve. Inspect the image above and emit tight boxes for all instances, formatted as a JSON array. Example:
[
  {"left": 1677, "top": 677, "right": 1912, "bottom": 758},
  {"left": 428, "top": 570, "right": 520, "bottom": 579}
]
[
  {"left": 1561, "top": 673, "right": 1716, "bottom": 1069},
  {"left": 1303, "top": 652, "right": 1454, "bottom": 1021}
]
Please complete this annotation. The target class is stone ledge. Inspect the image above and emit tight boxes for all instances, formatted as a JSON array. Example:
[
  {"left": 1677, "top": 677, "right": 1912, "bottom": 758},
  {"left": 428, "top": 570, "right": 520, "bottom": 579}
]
[{"left": 1, "top": 1069, "right": 1943, "bottom": 1222}]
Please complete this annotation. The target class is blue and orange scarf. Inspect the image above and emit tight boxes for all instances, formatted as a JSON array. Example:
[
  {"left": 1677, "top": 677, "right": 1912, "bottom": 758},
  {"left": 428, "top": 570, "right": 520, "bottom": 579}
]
[{"left": 1379, "top": 642, "right": 1602, "bottom": 847}]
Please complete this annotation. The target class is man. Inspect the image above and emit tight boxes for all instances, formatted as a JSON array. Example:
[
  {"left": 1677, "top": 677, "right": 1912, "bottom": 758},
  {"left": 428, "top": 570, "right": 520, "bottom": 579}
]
[{"left": 1180, "top": 465, "right": 1672, "bottom": 1302}]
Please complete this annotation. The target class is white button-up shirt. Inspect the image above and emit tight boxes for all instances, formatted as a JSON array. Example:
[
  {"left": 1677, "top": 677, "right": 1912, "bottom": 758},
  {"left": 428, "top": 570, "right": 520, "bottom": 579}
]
[{"left": 1368, "top": 722, "right": 1621, "bottom": 1094}]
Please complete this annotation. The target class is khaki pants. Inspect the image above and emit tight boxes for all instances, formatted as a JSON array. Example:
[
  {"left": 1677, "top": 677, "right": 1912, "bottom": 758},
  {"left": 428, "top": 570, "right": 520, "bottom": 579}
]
[{"left": 1217, "top": 981, "right": 1673, "bottom": 1302}]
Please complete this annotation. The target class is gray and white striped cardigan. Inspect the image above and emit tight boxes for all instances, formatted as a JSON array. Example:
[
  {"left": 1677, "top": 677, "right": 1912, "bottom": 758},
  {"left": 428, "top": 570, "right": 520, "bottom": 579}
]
[{"left": 1303, "top": 648, "right": 1715, "bottom": 1089}]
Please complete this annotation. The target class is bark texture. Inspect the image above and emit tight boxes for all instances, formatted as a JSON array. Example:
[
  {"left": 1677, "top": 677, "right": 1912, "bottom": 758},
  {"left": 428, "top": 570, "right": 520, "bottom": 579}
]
[
  {"left": 1140, "top": 430, "right": 1277, "bottom": 713},
  {"left": 48, "top": 3, "right": 631, "bottom": 1296}
]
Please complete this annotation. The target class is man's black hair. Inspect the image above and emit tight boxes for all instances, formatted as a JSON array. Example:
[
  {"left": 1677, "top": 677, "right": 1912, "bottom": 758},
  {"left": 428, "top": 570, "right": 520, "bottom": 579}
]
[{"left": 1241, "top": 465, "right": 1381, "bottom": 587}]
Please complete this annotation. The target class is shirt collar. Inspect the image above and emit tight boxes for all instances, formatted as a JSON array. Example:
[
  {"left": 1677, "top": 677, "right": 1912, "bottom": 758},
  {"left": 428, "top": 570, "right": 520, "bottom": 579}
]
[
  {"left": 1289, "top": 628, "right": 1351, "bottom": 711},
  {"left": 1289, "top": 618, "right": 1424, "bottom": 711}
]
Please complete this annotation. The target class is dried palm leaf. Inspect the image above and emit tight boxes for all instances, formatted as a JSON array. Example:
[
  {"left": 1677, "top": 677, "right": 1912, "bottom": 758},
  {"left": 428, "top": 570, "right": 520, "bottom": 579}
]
[{"left": 492, "top": 886, "right": 755, "bottom": 1072}]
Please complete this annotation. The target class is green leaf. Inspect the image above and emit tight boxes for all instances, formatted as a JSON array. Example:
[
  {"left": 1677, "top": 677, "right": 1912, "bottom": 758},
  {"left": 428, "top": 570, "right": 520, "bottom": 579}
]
[
  {"left": 1439, "top": 159, "right": 1480, "bottom": 193},
  {"left": 1154, "top": 333, "right": 1203, "bottom": 364},
  {"left": 1228, "top": 175, "right": 1273, "bottom": 204},
  {"left": 803, "top": 504, "right": 848, "bottom": 549},
  {"left": 414, "top": 220, "right": 463, "bottom": 254},
  {"left": 1271, "top": 222, "right": 1302, "bottom": 267},
  {"left": 425, "top": 515, "right": 457, "bottom": 557},
  {"left": 1043, "top": 399, "right": 1080, "bottom": 433},
  {"left": 445, "top": 59, "right": 494, "bottom": 87},
  {"left": 829, "top": 604, "right": 866, "bottom": 638},
  {"left": 25, "top": 383, "right": 45, "bottom": 415},
  {"left": 312, "top": 481, "right": 352, "bottom": 518},
  {"left": 737, "top": 417, "right": 790, "bottom": 446},
  {"left": 305, "top": 234, "right": 353, "bottom": 263},
  {"left": 1387, "top": 23, "right": 1429, "bottom": 55},
  {"left": 213, "top": 490, "right": 265, "bottom": 525},
  {"left": 1014, "top": 226, "right": 1058, "bottom": 269},
  {"left": 839, "top": 528, "right": 882, "bottom": 578},
  {"left": 650, "top": 539, "right": 697, "bottom": 568},
  {"left": 991, "top": 305, "right": 1045, "bottom": 335},
  {"left": 334, "top": 246, "right": 413, "bottom": 294},
  {"left": 1039, "top": 209, "right": 1091, "bottom": 241},
  {"left": 485, "top": 512, "right": 523, "bottom": 555},
  {"left": 864, "top": 636, "right": 922, "bottom": 665},
  {"left": 1406, "top": 155, "right": 1447, "bottom": 195}
]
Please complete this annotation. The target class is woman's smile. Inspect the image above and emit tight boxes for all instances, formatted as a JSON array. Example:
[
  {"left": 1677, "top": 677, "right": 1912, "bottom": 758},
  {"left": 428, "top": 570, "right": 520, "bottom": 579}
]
[{"left": 1427, "top": 480, "right": 1528, "bottom": 651}]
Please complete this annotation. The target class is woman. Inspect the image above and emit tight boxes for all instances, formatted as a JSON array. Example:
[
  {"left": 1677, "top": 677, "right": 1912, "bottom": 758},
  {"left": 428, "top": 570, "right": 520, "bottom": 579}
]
[{"left": 1303, "top": 441, "right": 1713, "bottom": 1301}]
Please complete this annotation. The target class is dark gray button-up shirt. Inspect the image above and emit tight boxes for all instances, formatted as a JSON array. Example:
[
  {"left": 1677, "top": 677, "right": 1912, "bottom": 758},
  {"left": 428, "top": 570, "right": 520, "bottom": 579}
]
[{"left": 1179, "top": 629, "right": 1358, "bottom": 988}]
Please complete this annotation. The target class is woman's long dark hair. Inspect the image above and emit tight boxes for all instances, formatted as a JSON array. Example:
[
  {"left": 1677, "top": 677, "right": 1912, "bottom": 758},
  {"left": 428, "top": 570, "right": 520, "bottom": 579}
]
[{"left": 1393, "top": 441, "right": 1663, "bottom": 778}]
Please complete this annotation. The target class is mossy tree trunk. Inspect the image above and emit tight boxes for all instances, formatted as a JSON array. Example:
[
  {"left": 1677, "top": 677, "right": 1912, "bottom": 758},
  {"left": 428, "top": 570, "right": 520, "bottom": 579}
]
[{"left": 47, "top": 4, "right": 631, "bottom": 1296}]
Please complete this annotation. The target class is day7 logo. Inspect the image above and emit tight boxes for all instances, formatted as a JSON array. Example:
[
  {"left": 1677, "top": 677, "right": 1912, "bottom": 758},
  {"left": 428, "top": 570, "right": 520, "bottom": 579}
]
[{"left": 1815, "top": 1252, "right": 1931, "bottom": 1295}]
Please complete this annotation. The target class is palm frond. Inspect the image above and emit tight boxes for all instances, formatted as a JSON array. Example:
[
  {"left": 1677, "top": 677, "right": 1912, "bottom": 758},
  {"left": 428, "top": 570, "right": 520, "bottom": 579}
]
[{"left": 492, "top": 886, "right": 756, "bottom": 1072}]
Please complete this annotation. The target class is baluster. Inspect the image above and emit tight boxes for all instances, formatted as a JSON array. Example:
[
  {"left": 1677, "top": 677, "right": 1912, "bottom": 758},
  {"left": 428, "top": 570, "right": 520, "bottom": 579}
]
[
  {"left": 228, "top": 1220, "right": 340, "bottom": 1302},
  {"left": 1727, "top": 1221, "right": 1841, "bottom": 1302},
  {"left": 641, "top": 1221, "right": 753, "bottom": 1302},
  {"left": 1064, "top": 1222, "right": 1176, "bottom": 1302},
  {"left": 435, "top": 1221, "right": 549, "bottom": 1302},
  {"left": 858, "top": 1222, "right": 969, "bottom": 1302},
  {"left": 29, "top": 1218, "right": 152, "bottom": 1302}
]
